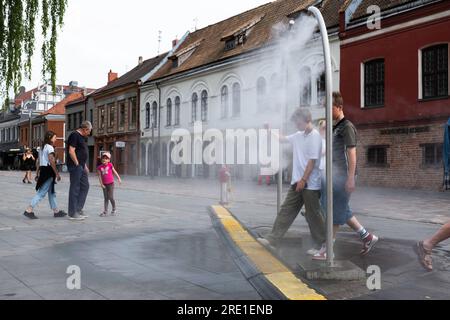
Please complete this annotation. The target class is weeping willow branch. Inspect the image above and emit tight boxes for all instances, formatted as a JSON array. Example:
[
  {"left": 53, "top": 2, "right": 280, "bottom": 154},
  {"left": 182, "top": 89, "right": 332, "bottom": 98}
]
[{"left": 0, "top": 0, "right": 67, "bottom": 107}]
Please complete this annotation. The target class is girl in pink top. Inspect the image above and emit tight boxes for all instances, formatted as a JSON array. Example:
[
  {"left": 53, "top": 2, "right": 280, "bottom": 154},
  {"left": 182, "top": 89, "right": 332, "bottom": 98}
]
[{"left": 97, "top": 152, "right": 122, "bottom": 216}]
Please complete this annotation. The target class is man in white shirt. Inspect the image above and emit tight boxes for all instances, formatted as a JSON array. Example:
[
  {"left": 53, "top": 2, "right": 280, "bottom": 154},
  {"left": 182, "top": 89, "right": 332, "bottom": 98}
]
[{"left": 259, "top": 109, "right": 326, "bottom": 253}]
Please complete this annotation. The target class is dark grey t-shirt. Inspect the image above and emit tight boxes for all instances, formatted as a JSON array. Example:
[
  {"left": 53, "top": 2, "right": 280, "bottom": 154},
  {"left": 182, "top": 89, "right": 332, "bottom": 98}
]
[{"left": 333, "top": 118, "right": 357, "bottom": 177}]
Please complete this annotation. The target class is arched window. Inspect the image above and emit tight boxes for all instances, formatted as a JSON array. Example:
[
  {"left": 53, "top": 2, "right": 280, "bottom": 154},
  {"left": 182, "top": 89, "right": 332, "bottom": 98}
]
[
  {"left": 257, "top": 77, "right": 267, "bottom": 112},
  {"left": 174, "top": 96, "right": 180, "bottom": 125},
  {"left": 221, "top": 86, "right": 229, "bottom": 119},
  {"left": 145, "top": 102, "right": 150, "bottom": 129},
  {"left": 191, "top": 93, "right": 198, "bottom": 123},
  {"left": 166, "top": 98, "right": 172, "bottom": 126},
  {"left": 270, "top": 73, "right": 281, "bottom": 111},
  {"left": 421, "top": 44, "right": 448, "bottom": 99},
  {"left": 317, "top": 72, "right": 326, "bottom": 106},
  {"left": 300, "top": 67, "right": 311, "bottom": 106},
  {"left": 201, "top": 90, "right": 208, "bottom": 122},
  {"left": 152, "top": 101, "right": 157, "bottom": 128},
  {"left": 232, "top": 82, "right": 241, "bottom": 117}
]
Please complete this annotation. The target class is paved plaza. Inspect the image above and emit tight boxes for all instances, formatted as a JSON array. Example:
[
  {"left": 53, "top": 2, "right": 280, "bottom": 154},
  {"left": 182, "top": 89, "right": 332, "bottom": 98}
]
[{"left": 0, "top": 171, "right": 449, "bottom": 299}]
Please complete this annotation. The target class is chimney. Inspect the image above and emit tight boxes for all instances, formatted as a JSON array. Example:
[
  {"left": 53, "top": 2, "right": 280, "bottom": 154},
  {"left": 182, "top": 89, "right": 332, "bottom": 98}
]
[
  {"left": 138, "top": 56, "right": 143, "bottom": 66},
  {"left": 108, "top": 70, "right": 118, "bottom": 84},
  {"left": 172, "top": 38, "right": 178, "bottom": 48}
]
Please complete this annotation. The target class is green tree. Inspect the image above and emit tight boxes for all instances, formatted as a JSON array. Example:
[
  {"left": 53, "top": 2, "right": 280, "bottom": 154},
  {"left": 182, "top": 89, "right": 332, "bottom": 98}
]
[{"left": 0, "top": 0, "right": 67, "bottom": 105}]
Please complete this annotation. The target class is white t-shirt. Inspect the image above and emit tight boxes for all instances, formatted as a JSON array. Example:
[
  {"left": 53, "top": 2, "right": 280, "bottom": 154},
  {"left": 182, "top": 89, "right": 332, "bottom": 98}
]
[
  {"left": 286, "top": 129, "right": 322, "bottom": 190},
  {"left": 39, "top": 144, "right": 55, "bottom": 167},
  {"left": 320, "top": 137, "right": 326, "bottom": 172}
]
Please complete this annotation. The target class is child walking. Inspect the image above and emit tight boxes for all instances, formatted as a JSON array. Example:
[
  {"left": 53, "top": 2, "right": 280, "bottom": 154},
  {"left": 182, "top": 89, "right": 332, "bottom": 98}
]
[{"left": 97, "top": 152, "right": 121, "bottom": 216}]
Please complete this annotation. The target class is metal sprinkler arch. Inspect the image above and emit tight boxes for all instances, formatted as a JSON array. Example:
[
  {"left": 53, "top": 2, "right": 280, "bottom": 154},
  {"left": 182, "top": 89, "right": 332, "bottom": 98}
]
[{"left": 307, "top": 6, "right": 334, "bottom": 267}]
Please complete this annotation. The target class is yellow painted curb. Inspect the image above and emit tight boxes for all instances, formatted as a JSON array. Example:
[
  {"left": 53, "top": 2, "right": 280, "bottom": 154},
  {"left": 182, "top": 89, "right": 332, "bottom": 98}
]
[{"left": 211, "top": 205, "right": 326, "bottom": 300}]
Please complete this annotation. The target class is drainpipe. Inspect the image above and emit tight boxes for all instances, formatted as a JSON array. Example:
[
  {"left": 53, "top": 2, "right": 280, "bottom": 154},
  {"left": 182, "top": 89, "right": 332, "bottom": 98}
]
[{"left": 156, "top": 82, "right": 162, "bottom": 177}]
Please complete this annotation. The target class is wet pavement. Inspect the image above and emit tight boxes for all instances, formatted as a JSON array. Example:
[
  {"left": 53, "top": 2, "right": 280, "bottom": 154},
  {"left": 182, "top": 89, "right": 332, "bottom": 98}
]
[
  {"left": 0, "top": 171, "right": 260, "bottom": 300},
  {"left": 0, "top": 170, "right": 449, "bottom": 300}
]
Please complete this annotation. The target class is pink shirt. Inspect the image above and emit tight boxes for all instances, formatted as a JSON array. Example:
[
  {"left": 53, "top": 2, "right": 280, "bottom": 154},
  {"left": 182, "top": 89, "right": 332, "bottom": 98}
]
[{"left": 97, "top": 163, "right": 114, "bottom": 185}]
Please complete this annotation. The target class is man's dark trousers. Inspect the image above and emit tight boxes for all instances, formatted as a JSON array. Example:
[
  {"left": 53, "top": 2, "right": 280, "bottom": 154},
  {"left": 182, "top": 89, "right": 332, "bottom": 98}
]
[{"left": 68, "top": 166, "right": 89, "bottom": 216}]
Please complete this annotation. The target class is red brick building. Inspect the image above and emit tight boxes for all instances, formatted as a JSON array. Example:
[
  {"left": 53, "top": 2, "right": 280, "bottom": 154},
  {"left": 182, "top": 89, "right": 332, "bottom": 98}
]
[{"left": 339, "top": 0, "right": 450, "bottom": 189}]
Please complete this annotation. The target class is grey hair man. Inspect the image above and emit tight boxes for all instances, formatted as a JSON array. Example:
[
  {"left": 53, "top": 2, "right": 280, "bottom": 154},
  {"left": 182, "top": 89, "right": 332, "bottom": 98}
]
[{"left": 66, "top": 121, "right": 92, "bottom": 220}]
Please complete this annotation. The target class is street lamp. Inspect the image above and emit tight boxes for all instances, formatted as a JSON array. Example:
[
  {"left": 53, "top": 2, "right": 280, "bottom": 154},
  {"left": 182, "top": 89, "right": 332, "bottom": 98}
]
[{"left": 308, "top": 6, "right": 334, "bottom": 267}]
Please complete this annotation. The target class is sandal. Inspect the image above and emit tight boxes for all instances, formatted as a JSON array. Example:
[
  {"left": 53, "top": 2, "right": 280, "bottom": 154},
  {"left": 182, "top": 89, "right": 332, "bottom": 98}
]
[{"left": 414, "top": 241, "right": 433, "bottom": 271}]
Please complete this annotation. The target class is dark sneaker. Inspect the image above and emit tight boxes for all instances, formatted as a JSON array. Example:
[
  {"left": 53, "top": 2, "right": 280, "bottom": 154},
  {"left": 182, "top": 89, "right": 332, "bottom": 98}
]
[
  {"left": 24, "top": 211, "right": 38, "bottom": 219},
  {"left": 68, "top": 213, "right": 85, "bottom": 221},
  {"left": 54, "top": 210, "right": 67, "bottom": 218},
  {"left": 360, "top": 234, "right": 379, "bottom": 256}
]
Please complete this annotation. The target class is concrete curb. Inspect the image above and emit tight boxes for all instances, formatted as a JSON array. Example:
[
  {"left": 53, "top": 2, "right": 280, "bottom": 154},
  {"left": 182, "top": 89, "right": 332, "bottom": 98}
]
[{"left": 208, "top": 205, "right": 326, "bottom": 300}]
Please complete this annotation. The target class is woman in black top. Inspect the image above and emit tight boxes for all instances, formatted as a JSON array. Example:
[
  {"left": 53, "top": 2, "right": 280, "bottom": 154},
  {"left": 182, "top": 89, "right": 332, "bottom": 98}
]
[{"left": 22, "top": 148, "right": 35, "bottom": 184}]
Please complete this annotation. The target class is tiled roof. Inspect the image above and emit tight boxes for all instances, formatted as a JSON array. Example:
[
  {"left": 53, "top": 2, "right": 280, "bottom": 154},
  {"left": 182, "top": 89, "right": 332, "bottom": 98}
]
[
  {"left": 94, "top": 54, "right": 167, "bottom": 95},
  {"left": 65, "top": 88, "right": 100, "bottom": 108},
  {"left": 14, "top": 88, "right": 38, "bottom": 107},
  {"left": 40, "top": 92, "right": 84, "bottom": 116},
  {"left": 149, "top": 0, "right": 343, "bottom": 82}
]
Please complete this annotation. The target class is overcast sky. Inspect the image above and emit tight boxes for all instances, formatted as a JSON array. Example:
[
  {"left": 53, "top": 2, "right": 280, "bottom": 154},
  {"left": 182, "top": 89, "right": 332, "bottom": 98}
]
[{"left": 21, "top": 0, "right": 271, "bottom": 91}]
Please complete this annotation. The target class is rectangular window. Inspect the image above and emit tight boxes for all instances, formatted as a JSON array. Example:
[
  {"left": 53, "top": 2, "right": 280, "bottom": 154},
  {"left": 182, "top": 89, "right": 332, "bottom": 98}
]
[
  {"left": 108, "top": 103, "right": 115, "bottom": 128},
  {"left": 129, "top": 98, "right": 137, "bottom": 129},
  {"left": 119, "top": 101, "right": 126, "bottom": 130},
  {"left": 99, "top": 107, "right": 105, "bottom": 130},
  {"left": 422, "top": 44, "right": 448, "bottom": 99},
  {"left": 367, "top": 146, "right": 388, "bottom": 166},
  {"left": 79, "top": 112, "right": 84, "bottom": 128},
  {"left": 364, "top": 59, "right": 385, "bottom": 107},
  {"left": 422, "top": 143, "right": 443, "bottom": 167}
]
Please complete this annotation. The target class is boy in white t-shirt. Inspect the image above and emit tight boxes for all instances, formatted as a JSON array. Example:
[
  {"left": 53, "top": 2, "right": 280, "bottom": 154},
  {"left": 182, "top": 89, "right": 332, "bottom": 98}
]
[{"left": 258, "top": 109, "right": 326, "bottom": 254}]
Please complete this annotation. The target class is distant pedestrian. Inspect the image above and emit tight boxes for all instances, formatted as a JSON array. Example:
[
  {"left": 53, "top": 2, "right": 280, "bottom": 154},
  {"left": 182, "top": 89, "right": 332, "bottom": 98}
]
[
  {"left": 313, "top": 92, "right": 378, "bottom": 260},
  {"left": 97, "top": 152, "right": 122, "bottom": 216},
  {"left": 22, "top": 148, "right": 35, "bottom": 184},
  {"left": 415, "top": 221, "right": 450, "bottom": 271},
  {"left": 66, "top": 121, "right": 92, "bottom": 220},
  {"left": 22, "top": 132, "right": 67, "bottom": 219},
  {"left": 258, "top": 109, "right": 326, "bottom": 253},
  {"left": 219, "top": 164, "right": 231, "bottom": 206}
]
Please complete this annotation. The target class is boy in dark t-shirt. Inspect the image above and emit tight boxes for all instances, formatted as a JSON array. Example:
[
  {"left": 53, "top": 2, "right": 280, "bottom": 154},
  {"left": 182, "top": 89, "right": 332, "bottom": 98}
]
[{"left": 313, "top": 92, "right": 379, "bottom": 261}]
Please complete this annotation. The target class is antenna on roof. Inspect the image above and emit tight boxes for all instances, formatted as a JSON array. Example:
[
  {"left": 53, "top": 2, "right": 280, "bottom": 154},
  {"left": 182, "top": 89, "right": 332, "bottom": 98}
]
[
  {"left": 193, "top": 18, "right": 198, "bottom": 31},
  {"left": 157, "top": 30, "right": 162, "bottom": 55}
]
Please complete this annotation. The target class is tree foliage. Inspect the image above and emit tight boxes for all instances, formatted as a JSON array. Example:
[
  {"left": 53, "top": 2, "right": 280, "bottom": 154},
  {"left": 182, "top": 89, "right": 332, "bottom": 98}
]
[{"left": 0, "top": 0, "right": 67, "bottom": 103}]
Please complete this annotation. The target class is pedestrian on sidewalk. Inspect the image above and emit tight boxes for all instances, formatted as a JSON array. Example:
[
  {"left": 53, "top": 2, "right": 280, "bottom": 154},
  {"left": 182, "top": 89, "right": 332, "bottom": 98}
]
[
  {"left": 23, "top": 131, "right": 67, "bottom": 219},
  {"left": 219, "top": 164, "right": 231, "bottom": 206},
  {"left": 258, "top": 109, "right": 326, "bottom": 253},
  {"left": 312, "top": 92, "right": 379, "bottom": 261},
  {"left": 415, "top": 221, "right": 450, "bottom": 271},
  {"left": 22, "top": 148, "right": 35, "bottom": 184},
  {"left": 97, "top": 152, "right": 122, "bottom": 216},
  {"left": 66, "top": 121, "right": 92, "bottom": 221}
]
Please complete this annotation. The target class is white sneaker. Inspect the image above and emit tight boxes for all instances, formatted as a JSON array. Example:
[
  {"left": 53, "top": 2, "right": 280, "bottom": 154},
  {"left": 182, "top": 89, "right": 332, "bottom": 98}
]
[
  {"left": 257, "top": 238, "right": 276, "bottom": 250},
  {"left": 307, "top": 248, "right": 320, "bottom": 256}
]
